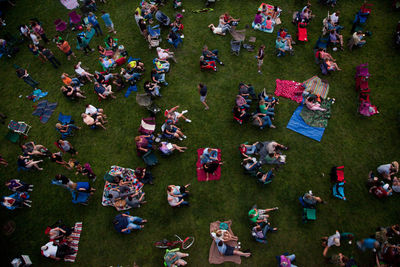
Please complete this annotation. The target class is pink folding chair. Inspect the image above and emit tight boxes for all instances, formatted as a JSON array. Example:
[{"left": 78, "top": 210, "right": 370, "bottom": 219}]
[
  {"left": 54, "top": 19, "right": 67, "bottom": 32},
  {"left": 69, "top": 11, "right": 82, "bottom": 25}
]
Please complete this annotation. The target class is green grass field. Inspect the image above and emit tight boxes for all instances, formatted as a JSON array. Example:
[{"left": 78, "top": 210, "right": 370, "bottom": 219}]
[{"left": 0, "top": 0, "right": 399, "bottom": 266}]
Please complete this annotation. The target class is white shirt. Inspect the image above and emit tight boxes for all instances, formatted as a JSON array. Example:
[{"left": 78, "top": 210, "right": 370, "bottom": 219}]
[
  {"left": 85, "top": 105, "right": 97, "bottom": 115},
  {"left": 168, "top": 195, "right": 180, "bottom": 206},
  {"left": 213, "top": 27, "right": 223, "bottom": 34},
  {"left": 330, "top": 13, "right": 339, "bottom": 24},
  {"left": 75, "top": 67, "right": 85, "bottom": 75},
  {"left": 42, "top": 242, "right": 58, "bottom": 258},
  {"left": 30, "top": 33, "right": 39, "bottom": 45}
]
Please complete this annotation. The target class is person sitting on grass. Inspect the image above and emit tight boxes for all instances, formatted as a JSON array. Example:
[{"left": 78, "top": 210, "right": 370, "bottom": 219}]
[
  {"left": 55, "top": 123, "right": 81, "bottom": 138},
  {"left": 200, "top": 56, "right": 217, "bottom": 71},
  {"left": 276, "top": 36, "right": 292, "bottom": 57},
  {"left": 135, "top": 135, "right": 154, "bottom": 155},
  {"left": 124, "top": 191, "right": 146, "bottom": 208},
  {"left": 201, "top": 160, "right": 223, "bottom": 180},
  {"left": 81, "top": 113, "right": 107, "bottom": 130},
  {"left": 68, "top": 181, "right": 96, "bottom": 194},
  {"left": 75, "top": 163, "right": 97, "bottom": 182},
  {"left": 200, "top": 148, "right": 219, "bottom": 164},
  {"left": 322, "top": 230, "right": 341, "bottom": 256},
  {"left": 50, "top": 152, "right": 69, "bottom": 168},
  {"left": 252, "top": 222, "right": 278, "bottom": 242},
  {"left": 377, "top": 161, "right": 399, "bottom": 181},
  {"left": 279, "top": 253, "right": 297, "bottom": 267},
  {"left": 369, "top": 184, "right": 393, "bottom": 198},
  {"left": 61, "top": 73, "right": 82, "bottom": 87},
  {"left": 277, "top": 28, "right": 295, "bottom": 48},
  {"left": 208, "top": 23, "right": 230, "bottom": 36},
  {"left": 211, "top": 231, "right": 251, "bottom": 258},
  {"left": 324, "top": 58, "right": 341, "bottom": 71},
  {"left": 121, "top": 68, "right": 142, "bottom": 84},
  {"left": 94, "top": 82, "right": 116, "bottom": 99},
  {"left": 167, "top": 184, "right": 190, "bottom": 207},
  {"left": 165, "top": 120, "right": 186, "bottom": 141},
  {"left": 329, "top": 29, "right": 344, "bottom": 50},
  {"left": 351, "top": 31, "right": 367, "bottom": 47},
  {"left": 264, "top": 152, "right": 286, "bottom": 165},
  {"left": 265, "top": 141, "right": 289, "bottom": 154},
  {"left": 302, "top": 191, "right": 326, "bottom": 207},
  {"left": 41, "top": 241, "right": 75, "bottom": 260},
  {"left": 202, "top": 45, "right": 224, "bottom": 65},
  {"left": 135, "top": 167, "right": 154, "bottom": 185},
  {"left": 17, "top": 155, "right": 43, "bottom": 171},
  {"left": 159, "top": 141, "right": 187, "bottom": 156},
  {"left": 305, "top": 96, "right": 327, "bottom": 111},
  {"left": 164, "top": 249, "right": 189, "bottom": 267},
  {"left": 236, "top": 95, "right": 250, "bottom": 110},
  {"left": 47, "top": 223, "right": 74, "bottom": 241},
  {"left": 85, "top": 104, "right": 106, "bottom": 118},
  {"left": 21, "top": 141, "right": 49, "bottom": 157},
  {"left": 165, "top": 106, "right": 191, "bottom": 124},
  {"left": 61, "top": 85, "right": 86, "bottom": 99},
  {"left": 252, "top": 112, "right": 276, "bottom": 130},
  {"left": 356, "top": 238, "right": 380, "bottom": 252},
  {"left": 248, "top": 206, "right": 279, "bottom": 224},
  {"left": 74, "top": 61, "right": 94, "bottom": 82},
  {"left": 144, "top": 80, "right": 161, "bottom": 97},
  {"left": 157, "top": 47, "right": 177, "bottom": 63},
  {"left": 2, "top": 192, "right": 32, "bottom": 209},
  {"left": 239, "top": 142, "right": 259, "bottom": 159},
  {"left": 233, "top": 105, "right": 249, "bottom": 124},
  {"left": 151, "top": 68, "right": 168, "bottom": 86},
  {"left": 242, "top": 157, "right": 261, "bottom": 172},
  {"left": 57, "top": 139, "right": 78, "bottom": 156},
  {"left": 5, "top": 179, "right": 33, "bottom": 192}
]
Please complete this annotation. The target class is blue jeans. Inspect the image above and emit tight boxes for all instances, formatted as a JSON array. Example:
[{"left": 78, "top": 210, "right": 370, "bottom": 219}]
[
  {"left": 168, "top": 37, "right": 183, "bottom": 48},
  {"left": 178, "top": 197, "right": 189, "bottom": 206},
  {"left": 92, "top": 24, "right": 103, "bottom": 36},
  {"left": 261, "top": 116, "right": 272, "bottom": 128},
  {"left": 71, "top": 78, "right": 81, "bottom": 86},
  {"left": 246, "top": 145, "right": 256, "bottom": 155},
  {"left": 205, "top": 49, "right": 221, "bottom": 63},
  {"left": 127, "top": 216, "right": 143, "bottom": 230},
  {"left": 287, "top": 254, "right": 296, "bottom": 267},
  {"left": 23, "top": 76, "right": 39, "bottom": 88}
]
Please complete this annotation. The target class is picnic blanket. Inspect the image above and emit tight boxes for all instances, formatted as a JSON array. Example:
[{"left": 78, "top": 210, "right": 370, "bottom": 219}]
[
  {"left": 209, "top": 220, "right": 241, "bottom": 265},
  {"left": 60, "top": 0, "right": 79, "bottom": 9},
  {"left": 32, "top": 100, "right": 58, "bottom": 123},
  {"left": 76, "top": 28, "right": 96, "bottom": 50},
  {"left": 197, "top": 148, "right": 222, "bottom": 182},
  {"left": 300, "top": 99, "right": 332, "bottom": 128},
  {"left": 303, "top": 76, "right": 330, "bottom": 99},
  {"left": 287, "top": 106, "right": 325, "bottom": 142},
  {"left": 64, "top": 222, "right": 82, "bottom": 263},
  {"left": 275, "top": 79, "right": 304, "bottom": 103},
  {"left": 102, "top": 166, "right": 143, "bottom": 210},
  {"left": 58, "top": 112, "right": 72, "bottom": 124}
]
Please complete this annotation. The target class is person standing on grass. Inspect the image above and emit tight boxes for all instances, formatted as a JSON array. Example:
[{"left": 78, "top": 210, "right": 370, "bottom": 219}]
[
  {"left": 198, "top": 83, "right": 209, "bottom": 110},
  {"left": 257, "top": 44, "right": 265, "bottom": 74},
  {"left": 57, "top": 39, "right": 76, "bottom": 61},
  {"left": 88, "top": 12, "right": 103, "bottom": 36},
  {"left": 101, "top": 11, "right": 116, "bottom": 34}
]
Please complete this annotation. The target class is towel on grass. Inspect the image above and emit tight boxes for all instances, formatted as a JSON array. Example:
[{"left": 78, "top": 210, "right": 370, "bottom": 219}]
[
  {"left": 64, "top": 222, "right": 82, "bottom": 263},
  {"left": 209, "top": 220, "right": 241, "bottom": 265},
  {"left": 275, "top": 79, "right": 304, "bottom": 103},
  {"left": 32, "top": 100, "right": 58, "bottom": 123},
  {"left": 197, "top": 148, "right": 221, "bottom": 182},
  {"left": 287, "top": 106, "right": 325, "bottom": 142},
  {"left": 300, "top": 99, "right": 332, "bottom": 128},
  {"left": 303, "top": 76, "right": 329, "bottom": 99},
  {"left": 60, "top": 0, "right": 79, "bottom": 9}
]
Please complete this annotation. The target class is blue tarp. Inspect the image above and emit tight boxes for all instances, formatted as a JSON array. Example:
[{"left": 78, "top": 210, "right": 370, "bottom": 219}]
[{"left": 287, "top": 106, "right": 325, "bottom": 142}]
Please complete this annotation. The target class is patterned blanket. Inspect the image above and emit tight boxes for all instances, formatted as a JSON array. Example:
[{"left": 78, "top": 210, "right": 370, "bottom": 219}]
[
  {"left": 64, "top": 222, "right": 82, "bottom": 263},
  {"left": 274, "top": 79, "right": 304, "bottom": 103},
  {"left": 102, "top": 166, "right": 143, "bottom": 210},
  {"left": 300, "top": 99, "right": 332, "bottom": 128},
  {"left": 303, "top": 76, "right": 330, "bottom": 99}
]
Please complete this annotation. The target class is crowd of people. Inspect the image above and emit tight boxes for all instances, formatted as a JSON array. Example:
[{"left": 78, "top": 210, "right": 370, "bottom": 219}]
[{"left": 1, "top": 0, "right": 398, "bottom": 266}]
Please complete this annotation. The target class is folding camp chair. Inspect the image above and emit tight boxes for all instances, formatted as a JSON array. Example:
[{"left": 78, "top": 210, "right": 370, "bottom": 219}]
[
  {"left": 142, "top": 150, "right": 158, "bottom": 166},
  {"left": 139, "top": 117, "right": 156, "bottom": 135},
  {"left": 333, "top": 182, "right": 346, "bottom": 200},
  {"left": 8, "top": 120, "right": 31, "bottom": 136},
  {"left": 299, "top": 197, "right": 316, "bottom": 223},
  {"left": 230, "top": 39, "right": 241, "bottom": 56},
  {"left": 136, "top": 93, "right": 161, "bottom": 116},
  {"left": 69, "top": 11, "right": 82, "bottom": 26}
]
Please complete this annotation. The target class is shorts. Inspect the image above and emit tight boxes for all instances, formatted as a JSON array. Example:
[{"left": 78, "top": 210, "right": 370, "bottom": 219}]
[
  {"left": 200, "top": 95, "right": 207, "bottom": 102},
  {"left": 66, "top": 50, "right": 73, "bottom": 56},
  {"left": 224, "top": 245, "right": 235, "bottom": 256},
  {"left": 257, "top": 59, "right": 263, "bottom": 66}
]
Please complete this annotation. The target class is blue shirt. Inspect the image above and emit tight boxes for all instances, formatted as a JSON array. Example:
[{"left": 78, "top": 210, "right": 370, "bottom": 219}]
[
  {"left": 362, "top": 238, "right": 377, "bottom": 249},
  {"left": 95, "top": 84, "right": 105, "bottom": 94},
  {"left": 101, "top": 13, "right": 112, "bottom": 26},
  {"left": 88, "top": 15, "right": 99, "bottom": 26}
]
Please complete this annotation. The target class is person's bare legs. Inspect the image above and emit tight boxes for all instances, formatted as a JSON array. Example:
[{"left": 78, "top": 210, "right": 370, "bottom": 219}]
[
  {"left": 173, "top": 144, "right": 187, "bottom": 152},
  {"left": 76, "top": 92, "right": 86, "bottom": 99},
  {"left": 233, "top": 250, "right": 251, "bottom": 257},
  {"left": 202, "top": 99, "right": 209, "bottom": 110},
  {"left": 332, "top": 62, "right": 341, "bottom": 71},
  {"left": 26, "top": 160, "right": 43, "bottom": 170},
  {"left": 96, "top": 122, "right": 107, "bottom": 130}
]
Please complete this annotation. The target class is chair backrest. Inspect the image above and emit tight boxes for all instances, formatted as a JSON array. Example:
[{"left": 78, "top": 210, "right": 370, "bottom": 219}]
[{"left": 69, "top": 11, "right": 81, "bottom": 24}]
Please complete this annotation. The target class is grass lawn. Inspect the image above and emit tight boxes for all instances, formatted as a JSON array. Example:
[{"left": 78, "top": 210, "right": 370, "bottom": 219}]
[{"left": 0, "top": 0, "right": 399, "bottom": 266}]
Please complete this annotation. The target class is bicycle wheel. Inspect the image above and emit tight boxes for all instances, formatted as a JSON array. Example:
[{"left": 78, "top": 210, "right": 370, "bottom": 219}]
[
  {"left": 181, "top": 236, "right": 195, "bottom": 249},
  {"left": 154, "top": 239, "right": 171, "bottom": 249}
]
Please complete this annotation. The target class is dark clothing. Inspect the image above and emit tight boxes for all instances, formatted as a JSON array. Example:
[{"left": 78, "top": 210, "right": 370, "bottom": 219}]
[
  {"left": 199, "top": 85, "right": 207, "bottom": 96},
  {"left": 135, "top": 168, "right": 154, "bottom": 184},
  {"left": 42, "top": 49, "right": 61, "bottom": 68},
  {"left": 51, "top": 154, "right": 63, "bottom": 162},
  {"left": 94, "top": 84, "right": 105, "bottom": 94},
  {"left": 258, "top": 48, "right": 265, "bottom": 60}
]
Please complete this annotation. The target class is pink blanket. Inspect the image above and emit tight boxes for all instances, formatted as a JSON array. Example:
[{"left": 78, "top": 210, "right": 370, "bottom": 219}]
[
  {"left": 60, "top": 0, "right": 79, "bottom": 9},
  {"left": 274, "top": 79, "right": 304, "bottom": 103},
  {"left": 197, "top": 148, "right": 221, "bottom": 182}
]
